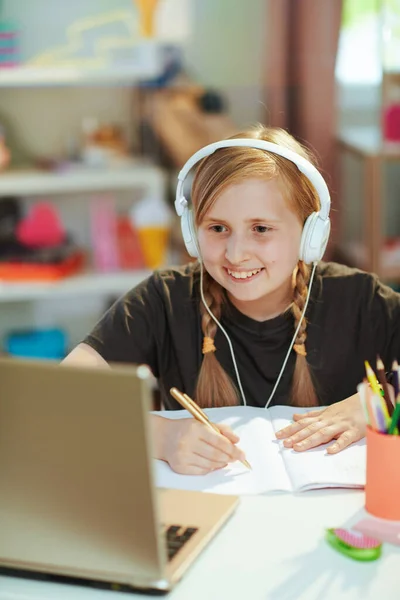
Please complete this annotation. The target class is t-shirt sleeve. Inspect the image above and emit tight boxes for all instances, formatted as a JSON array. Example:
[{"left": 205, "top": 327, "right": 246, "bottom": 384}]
[
  {"left": 369, "top": 275, "right": 400, "bottom": 363},
  {"left": 82, "top": 274, "right": 165, "bottom": 376}
]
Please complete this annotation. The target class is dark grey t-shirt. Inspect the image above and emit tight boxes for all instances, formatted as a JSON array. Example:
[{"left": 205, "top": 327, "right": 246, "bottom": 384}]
[{"left": 83, "top": 261, "right": 400, "bottom": 409}]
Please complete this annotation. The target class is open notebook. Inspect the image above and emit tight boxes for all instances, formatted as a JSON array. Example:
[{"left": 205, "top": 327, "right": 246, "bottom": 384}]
[{"left": 154, "top": 406, "right": 366, "bottom": 495}]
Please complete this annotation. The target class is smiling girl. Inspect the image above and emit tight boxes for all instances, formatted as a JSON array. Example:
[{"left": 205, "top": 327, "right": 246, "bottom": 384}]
[{"left": 63, "top": 125, "right": 400, "bottom": 475}]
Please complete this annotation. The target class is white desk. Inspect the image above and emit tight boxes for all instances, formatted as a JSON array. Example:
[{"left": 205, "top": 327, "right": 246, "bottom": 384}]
[{"left": 0, "top": 490, "right": 399, "bottom": 600}]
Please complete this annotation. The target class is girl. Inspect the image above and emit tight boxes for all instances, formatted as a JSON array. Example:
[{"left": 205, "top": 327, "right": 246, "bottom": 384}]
[{"left": 63, "top": 125, "right": 400, "bottom": 475}]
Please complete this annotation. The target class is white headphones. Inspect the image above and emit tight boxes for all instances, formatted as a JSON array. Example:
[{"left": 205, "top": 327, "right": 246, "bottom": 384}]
[{"left": 174, "top": 138, "right": 331, "bottom": 264}]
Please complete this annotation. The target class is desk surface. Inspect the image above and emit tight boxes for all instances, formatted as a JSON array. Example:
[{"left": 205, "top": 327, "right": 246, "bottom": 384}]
[{"left": 0, "top": 490, "right": 399, "bottom": 600}]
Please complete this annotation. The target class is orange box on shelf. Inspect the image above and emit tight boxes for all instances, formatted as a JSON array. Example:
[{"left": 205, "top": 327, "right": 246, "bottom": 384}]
[{"left": 0, "top": 251, "right": 85, "bottom": 282}]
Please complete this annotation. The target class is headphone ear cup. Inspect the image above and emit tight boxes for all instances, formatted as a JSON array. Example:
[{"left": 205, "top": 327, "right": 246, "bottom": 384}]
[
  {"left": 180, "top": 207, "right": 200, "bottom": 258},
  {"left": 299, "top": 212, "right": 330, "bottom": 263}
]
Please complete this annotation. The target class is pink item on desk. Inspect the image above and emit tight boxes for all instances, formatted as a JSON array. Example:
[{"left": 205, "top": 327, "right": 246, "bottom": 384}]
[{"left": 354, "top": 518, "right": 400, "bottom": 547}]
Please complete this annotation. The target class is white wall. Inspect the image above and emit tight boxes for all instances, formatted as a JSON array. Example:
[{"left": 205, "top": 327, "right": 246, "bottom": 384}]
[
  {"left": 184, "top": 0, "right": 268, "bottom": 127},
  {"left": 0, "top": 0, "right": 191, "bottom": 59}
]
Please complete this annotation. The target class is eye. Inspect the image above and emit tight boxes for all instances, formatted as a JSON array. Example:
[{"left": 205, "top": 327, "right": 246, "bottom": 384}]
[
  {"left": 210, "top": 224, "right": 228, "bottom": 233},
  {"left": 253, "top": 225, "right": 273, "bottom": 234}
]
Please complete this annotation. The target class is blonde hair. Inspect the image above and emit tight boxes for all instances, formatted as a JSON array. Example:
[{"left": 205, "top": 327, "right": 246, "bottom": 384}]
[{"left": 192, "top": 124, "right": 321, "bottom": 408}]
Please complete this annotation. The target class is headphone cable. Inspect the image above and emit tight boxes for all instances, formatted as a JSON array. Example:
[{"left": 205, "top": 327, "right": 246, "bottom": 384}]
[
  {"left": 199, "top": 261, "right": 317, "bottom": 409},
  {"left": 264, "top": 261, "right": 317, "bottom": 409}
]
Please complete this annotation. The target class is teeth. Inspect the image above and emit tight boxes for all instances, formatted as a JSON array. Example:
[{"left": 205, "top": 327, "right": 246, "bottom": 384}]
[{"left": 227, "top": 268, "right": 261, "bottom": 279}]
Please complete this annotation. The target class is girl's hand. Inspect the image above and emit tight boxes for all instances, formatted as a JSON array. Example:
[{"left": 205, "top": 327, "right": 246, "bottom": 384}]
[
  {"left": 155, "top": 416, "right": 245, "bottom": 475},
  {"left": 275, "top": 394, "right": 366, "bottom": 454}
]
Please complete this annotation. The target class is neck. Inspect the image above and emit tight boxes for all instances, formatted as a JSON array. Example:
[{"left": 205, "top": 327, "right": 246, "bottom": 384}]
[{"left": 228, "top": 276, "right": 293, "bottom": 322}]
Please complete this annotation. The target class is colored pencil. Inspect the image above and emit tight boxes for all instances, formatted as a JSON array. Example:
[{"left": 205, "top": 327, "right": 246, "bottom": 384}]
[
  {"left": 364, "top": 361, "right": 381, "bottom": 396},
  {"left": 376, "top": 357, "right": 394, "bottom": 416}
]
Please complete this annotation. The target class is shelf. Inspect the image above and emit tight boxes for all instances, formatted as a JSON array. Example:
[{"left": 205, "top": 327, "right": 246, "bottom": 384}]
[
  {"left": 0, "top": 269, "right": 151, "bottom": 302},
  {"left": 337, "top": 126, "right": 400, "bottom": 158},
  {"left": 0, "top": 45, "right": 164, "bottom": 88},
  {"left": 0, "top": 163, "right": 166, "bottom": 197}
]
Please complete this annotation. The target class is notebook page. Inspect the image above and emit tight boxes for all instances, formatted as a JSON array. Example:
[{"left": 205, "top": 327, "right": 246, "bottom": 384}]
[
  {"left": 153, "top": 406, "right": 292, "bottom": 495},
  {"left": 268, "top": 406, "right": 366, "bottom": 491}
]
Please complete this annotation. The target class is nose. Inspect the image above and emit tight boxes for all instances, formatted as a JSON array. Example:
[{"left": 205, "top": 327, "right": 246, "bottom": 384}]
[{"left": 225, "top": 233, "right": 250, "bottom": 265}]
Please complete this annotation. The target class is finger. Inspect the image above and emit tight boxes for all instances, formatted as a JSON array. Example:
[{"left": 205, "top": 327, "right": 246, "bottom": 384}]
[
  {"left": 283, "top": 419, "right": 329, "bottom": 446},
  {"left": 291, "top": 423, "right": 343, "bottom": 452},
  {"left": 292, "top": 409, "right": 323, "bottom": 421},
  {"left": 326, "top": 430, "right": 358, "bottom": 454},
  {"left": 217, "top": 423, "right": 240, "bottom": 443},
  {"left": 200, "top": 428, "right": 245, "bottom": 462},
  {"left": 192, "top": 441, "right": 234, "bottom": 466},
  {"left": 191, "top": 451, "right": 228, "bottom": 470},
  {"left": 174, "top": 462, "right": 226, "bottom": 476},
  {"left": 275, "top": 417, "right": 319, "bottom": 440}
]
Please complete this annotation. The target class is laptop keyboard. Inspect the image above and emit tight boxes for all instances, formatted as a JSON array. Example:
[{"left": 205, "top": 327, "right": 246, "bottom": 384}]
[{"left": 165, "top": 525, "right": 199, "bottom": 561}]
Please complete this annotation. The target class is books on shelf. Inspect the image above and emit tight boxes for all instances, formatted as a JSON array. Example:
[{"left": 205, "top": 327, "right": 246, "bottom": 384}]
[{"left": 154, "top": 406, "right": 366, "bottom": 495}]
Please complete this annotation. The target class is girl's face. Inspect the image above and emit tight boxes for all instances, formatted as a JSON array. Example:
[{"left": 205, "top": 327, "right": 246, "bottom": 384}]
[{"left": 196, "top": 178, "right": 304, "bottom": 320}]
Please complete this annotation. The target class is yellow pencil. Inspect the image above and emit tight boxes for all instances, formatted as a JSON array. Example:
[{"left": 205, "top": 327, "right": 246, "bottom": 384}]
[
  {"left": 376, "top": 356, "right": 395, "bottom": 416},
  {"left": 364, "top": 360, "right": 381, "bottom": 396},
  {"left": 170, "top": 387, "right": 252, "bottom": 470}
]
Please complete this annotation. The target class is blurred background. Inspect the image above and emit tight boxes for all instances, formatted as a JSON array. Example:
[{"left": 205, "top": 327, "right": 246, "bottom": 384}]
[{"left": 0, "top": 0, "right": 398, "bottom": 361}]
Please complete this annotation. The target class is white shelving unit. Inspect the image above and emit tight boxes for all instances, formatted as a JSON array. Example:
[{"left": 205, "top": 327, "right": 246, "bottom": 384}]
[
  {"left": 0, "top": 40, "right": 165, "bottom": 88},
  {"left": 0, "top": 269, "right": 151, "bottom": 302},
  {"left": 0, "top": 65, "right": 159, "bottom": 88},
  {"left": 0, "top": 53, "right": 169, "bottom": 350},
  {"left": 0, "top": 46, "right": 168, "bottom": 300},
  {"left": 0, "top": 163, "right": 166, "bottom": 199},
  {"left": 0, "top": 163, "right": 167, "bottom": 303},
  {"left": 0, "top": 0, "right": 186, "bottom": 352}
]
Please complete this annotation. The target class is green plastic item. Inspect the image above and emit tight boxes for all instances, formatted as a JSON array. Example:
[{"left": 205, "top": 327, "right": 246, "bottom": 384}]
[{"left": 325, "top": 528, "right": 382, "bottom": 562}]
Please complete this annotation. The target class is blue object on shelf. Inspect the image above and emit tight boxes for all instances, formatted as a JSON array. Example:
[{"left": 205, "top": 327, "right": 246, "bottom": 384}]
[{"left": 5, "top": 328, "right": 67, "bottom": 360}]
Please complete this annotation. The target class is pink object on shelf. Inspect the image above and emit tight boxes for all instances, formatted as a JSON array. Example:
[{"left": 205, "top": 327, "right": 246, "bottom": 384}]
[
  {"left": 0, "top": 62, "right": 19, "bottom": 68},
  {"left": 383, "top": 104, "right": 400, "bottom": 142},
  {"left": 0, "top": 32, "right": 17, "bottom": 39},
  {"left": 90, "top": 195, "right": 120, "bottom": 272},
  {"left": 16, "top": 203, "right": 66, "bottom": 248}
]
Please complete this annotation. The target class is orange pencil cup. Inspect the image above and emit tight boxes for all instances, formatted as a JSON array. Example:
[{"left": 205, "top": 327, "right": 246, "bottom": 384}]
[{"left": 365, "top": 426, "right": 400, "bottom": 520}]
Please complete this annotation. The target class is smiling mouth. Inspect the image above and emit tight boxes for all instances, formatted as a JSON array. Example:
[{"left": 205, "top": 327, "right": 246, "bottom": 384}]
[{"left": 224, "top": 267, "right": 264, "bottom": 281}]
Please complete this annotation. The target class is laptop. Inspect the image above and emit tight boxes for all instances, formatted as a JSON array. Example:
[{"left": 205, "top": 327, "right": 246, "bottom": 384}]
[{"left": 0, "top": 357, "right": 238, "bottom": 593}]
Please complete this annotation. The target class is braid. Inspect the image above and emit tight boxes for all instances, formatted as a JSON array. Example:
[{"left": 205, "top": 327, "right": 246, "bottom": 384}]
[
  {"left": 195, "top": 269, "right": 240, "bottom": 408},
  {"left": 290, "top": 261, "right": 318, "bottom": 406},
  {"left": 199, "top": 271, "right": 222, "bottom": 341},
  {"left": 292, "top": 261, "right": 310, "bottom": 356}
]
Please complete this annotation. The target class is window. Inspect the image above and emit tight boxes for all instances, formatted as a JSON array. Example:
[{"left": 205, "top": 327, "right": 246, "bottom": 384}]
[{"left": 336, "top": 0, "right": 382, "bottom": 85}]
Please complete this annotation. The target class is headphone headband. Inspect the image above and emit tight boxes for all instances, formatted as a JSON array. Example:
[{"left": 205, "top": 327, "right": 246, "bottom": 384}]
[
  {"left": 175, "top": 138, "right": 330, "bottom": 220},
  {"left": 175, "top": 137, "right": 331, "bottom": 264}
]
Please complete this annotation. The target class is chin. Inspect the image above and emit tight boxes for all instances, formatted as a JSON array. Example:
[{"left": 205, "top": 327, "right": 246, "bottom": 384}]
[{"left": 228, "top": 288, "right": 268, "bottom": 303}]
